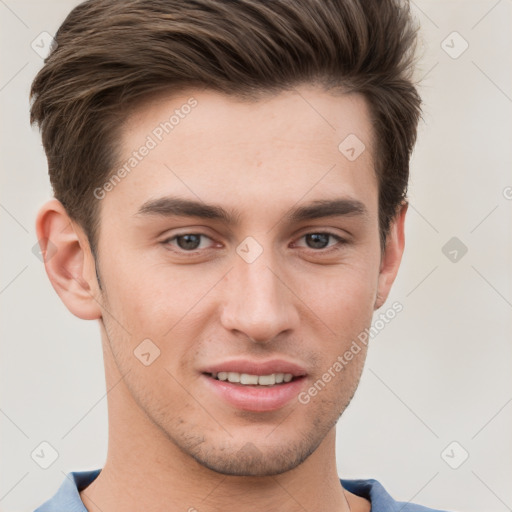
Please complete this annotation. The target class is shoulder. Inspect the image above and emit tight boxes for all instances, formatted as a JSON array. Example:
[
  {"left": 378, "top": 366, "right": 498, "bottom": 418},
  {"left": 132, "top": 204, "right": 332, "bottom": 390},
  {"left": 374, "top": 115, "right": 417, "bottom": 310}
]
[
  {"left": 340, "top": 477, "right": 453, "bottom": 512},
  {"left": 34, "top": 469, "right": 101, "bottom": 512}
]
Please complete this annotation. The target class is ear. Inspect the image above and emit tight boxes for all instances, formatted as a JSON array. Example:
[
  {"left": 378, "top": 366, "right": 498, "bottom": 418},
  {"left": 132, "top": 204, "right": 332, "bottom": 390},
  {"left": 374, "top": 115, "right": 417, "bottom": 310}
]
[
  {"left": 374, "top": 202, "right": 407, "bottom": 310},
  {"left": 35, "top": 199, "right": 102, "bottom": 320}
]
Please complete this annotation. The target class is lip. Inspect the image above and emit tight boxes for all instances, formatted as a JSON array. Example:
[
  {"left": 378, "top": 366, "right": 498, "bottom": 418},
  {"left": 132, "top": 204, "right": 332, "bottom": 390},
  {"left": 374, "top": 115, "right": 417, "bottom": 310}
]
[
  {"left": 200, "top": 359, "right": 308, "bottom": 412},
  {"left": 202, "top": 374, "right": 306, "bottom": 412}
]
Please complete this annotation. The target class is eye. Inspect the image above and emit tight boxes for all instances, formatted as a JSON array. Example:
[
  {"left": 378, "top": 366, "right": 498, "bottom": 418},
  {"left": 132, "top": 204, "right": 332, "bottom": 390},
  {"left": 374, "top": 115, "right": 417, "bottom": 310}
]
[
  {"left": 163, "top": 233, "right": 215, "bottom": 251},
  {"left": 294, "top": 232, "right": 345, "bottom": 251},
  {"left": 161, "top": 231, "right": 346, "bottom": 254}
]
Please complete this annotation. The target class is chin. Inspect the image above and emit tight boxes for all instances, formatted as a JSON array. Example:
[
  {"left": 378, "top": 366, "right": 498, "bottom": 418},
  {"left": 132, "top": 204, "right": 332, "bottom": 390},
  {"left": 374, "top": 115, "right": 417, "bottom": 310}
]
[{"left": 186, "top": 439, "right": 318, "bottom": 476}]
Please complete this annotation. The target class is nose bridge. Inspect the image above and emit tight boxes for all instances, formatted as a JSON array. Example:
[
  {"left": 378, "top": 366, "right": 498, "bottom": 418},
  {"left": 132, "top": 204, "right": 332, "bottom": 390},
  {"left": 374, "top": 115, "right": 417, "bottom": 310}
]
[{"left": 220, "top": 242, "right": 297, "bottom": 342}]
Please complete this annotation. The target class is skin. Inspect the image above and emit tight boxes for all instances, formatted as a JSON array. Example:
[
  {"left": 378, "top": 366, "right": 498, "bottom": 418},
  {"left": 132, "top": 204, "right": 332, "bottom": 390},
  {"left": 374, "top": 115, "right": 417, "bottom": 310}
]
[{"left": 36, "top": 85, "right": 406, "bottom": 512}]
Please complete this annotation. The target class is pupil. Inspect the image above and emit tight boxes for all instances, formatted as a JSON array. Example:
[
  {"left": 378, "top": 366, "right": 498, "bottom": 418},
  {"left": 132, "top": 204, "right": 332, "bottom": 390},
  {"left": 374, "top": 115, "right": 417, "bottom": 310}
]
[
  {"left": 307, "top": 233, "right": 329, "bottom": 249},
  {"left": 178, "top": 234, "right": 201, "bottom": 250}
]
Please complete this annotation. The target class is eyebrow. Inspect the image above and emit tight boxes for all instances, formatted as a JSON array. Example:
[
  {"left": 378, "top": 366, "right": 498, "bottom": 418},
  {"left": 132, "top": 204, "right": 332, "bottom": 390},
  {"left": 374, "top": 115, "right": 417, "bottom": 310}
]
[{"left": 135, "top": 196, "right": 367, "bottom": 225}]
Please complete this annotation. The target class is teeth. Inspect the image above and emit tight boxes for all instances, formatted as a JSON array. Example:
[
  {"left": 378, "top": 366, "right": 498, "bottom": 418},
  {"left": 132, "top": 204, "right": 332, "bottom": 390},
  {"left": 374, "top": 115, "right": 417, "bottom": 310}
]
[
  {"left": 213, "top": 372, "right": 295, "bottom": 386},
  {"left": 227, "top": 372, "right": 240, "bottom": 383},
  {"left": 240, "top": 373, "right": 259, "bottom": 385},
  {"left": 258, "top": 374, "right": 275, "bottom": 386}
]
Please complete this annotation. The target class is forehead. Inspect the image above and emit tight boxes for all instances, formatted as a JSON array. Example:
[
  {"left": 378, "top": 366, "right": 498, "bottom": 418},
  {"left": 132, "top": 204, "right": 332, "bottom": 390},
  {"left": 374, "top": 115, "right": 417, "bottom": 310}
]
[{"left": 105, "top": 86, "right": 377, "bottom": 224}]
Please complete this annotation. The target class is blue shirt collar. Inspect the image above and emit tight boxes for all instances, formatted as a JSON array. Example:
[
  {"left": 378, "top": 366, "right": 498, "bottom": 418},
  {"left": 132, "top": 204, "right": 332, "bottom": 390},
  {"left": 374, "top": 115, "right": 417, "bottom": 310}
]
[{"left": 35, "top": 469, "right": 448, "bottom": 512}]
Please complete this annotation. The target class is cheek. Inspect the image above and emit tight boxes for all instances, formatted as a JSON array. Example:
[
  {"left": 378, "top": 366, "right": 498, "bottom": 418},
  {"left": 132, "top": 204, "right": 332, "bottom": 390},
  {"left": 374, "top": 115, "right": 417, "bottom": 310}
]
[
  {"left": 98, "top": 258, "right": 217, "bottom": 380},
  {"left": 100, "top": 257, "right": 205, "bottom": 331},
  {"left": 302, "top": 262, "right": 379, "bottom": 328}
]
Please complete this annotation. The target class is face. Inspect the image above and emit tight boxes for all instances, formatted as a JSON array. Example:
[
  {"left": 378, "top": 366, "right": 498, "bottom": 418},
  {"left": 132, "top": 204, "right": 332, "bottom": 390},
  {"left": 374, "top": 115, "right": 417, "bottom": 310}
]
[{"left": 91, "top": 85, "right": 400, "bottom": 476}]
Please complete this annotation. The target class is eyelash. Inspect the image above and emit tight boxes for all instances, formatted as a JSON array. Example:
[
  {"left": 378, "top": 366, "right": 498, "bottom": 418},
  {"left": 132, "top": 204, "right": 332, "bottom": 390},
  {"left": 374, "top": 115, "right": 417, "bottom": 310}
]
[{"left": 161, "top": 231, "right": 347, "bottom": 254}]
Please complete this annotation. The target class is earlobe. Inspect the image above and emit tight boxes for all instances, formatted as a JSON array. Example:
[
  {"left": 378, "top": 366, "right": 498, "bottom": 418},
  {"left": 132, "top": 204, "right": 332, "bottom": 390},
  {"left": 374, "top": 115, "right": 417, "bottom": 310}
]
[
  {"left": 374, "top": 202, "right": 407, "bottom": 310},
  {"left": 35, "top": 199, "right": 103, "bottom": 320}
]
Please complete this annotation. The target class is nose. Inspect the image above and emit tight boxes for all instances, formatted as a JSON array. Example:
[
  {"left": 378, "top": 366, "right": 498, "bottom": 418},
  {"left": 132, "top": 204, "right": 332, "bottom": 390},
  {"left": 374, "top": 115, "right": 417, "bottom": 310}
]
[{"left": 219, "top": 248, "right": 300, "bottom": 344}]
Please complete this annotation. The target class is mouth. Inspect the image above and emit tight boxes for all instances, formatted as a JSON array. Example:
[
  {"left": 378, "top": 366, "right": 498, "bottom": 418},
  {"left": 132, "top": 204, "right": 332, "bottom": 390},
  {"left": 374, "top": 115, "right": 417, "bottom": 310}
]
[{"left": 200, "top": 361, "right": 308, "bottom": 412}]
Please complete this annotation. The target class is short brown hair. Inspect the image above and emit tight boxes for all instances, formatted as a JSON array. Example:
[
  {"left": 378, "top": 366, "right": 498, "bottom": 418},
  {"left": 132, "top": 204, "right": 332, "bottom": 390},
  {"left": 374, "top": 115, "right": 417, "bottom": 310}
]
[{"left": 30, "top": 0, "right": 421, "bottom": 253}]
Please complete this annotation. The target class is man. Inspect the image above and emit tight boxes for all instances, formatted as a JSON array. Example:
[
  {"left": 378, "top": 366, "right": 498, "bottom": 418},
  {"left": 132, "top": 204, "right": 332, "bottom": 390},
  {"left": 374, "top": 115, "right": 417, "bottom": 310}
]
[{"left": 30, "top": 0, "right": 450, "bottom": 510}]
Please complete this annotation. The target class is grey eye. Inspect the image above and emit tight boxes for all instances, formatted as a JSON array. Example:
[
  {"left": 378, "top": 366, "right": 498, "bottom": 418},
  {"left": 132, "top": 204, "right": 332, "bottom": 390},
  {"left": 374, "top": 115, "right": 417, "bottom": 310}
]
[{"left": 304, "top": 233, "right": 332, "bottom": 249}]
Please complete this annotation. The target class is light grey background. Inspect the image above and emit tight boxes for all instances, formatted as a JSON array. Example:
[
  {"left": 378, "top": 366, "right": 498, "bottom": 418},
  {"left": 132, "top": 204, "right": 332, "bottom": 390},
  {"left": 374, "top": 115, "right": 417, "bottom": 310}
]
[{"left": 1, "top": 1, "right": 511, "bottom": 511}]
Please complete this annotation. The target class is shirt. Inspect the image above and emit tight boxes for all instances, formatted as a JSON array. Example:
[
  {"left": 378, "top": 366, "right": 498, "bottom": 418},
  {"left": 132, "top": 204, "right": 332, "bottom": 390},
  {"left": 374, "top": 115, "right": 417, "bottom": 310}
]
[{"left": 34, "top": 469, "right": 451, "bottom": 512}]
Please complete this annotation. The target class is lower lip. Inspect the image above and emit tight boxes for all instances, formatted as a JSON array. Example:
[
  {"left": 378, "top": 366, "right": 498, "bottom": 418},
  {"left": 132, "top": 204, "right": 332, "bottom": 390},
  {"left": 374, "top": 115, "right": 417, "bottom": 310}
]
[{"left": 202, "top": 374, "right": 306, "bottom": 412}]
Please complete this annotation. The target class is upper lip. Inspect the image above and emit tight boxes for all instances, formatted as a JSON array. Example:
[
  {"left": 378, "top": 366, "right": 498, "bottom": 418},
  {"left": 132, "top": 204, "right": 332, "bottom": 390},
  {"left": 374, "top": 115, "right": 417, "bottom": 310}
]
[{"left": 202, "top": 359, "right": 307, "bottom": 377}]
